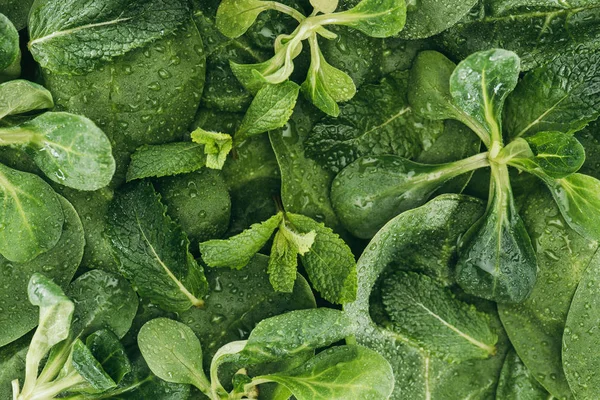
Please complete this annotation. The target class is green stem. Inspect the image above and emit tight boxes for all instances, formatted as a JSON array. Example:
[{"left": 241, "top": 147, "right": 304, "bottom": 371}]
[
  {"left": 0, "top": 126, "right": 34, "bottom": 146},
  {"left": 210, "top": 341, "right": 248, "bottom": 400},
  {"left": 24, "top": 372, "right": 84, "bottom": 400},
  {"left": 265, "top": 1, "right": 337, "bottom": 39},
  {"left": 36, "top": 342, "right": 71, "bottom": 386}
]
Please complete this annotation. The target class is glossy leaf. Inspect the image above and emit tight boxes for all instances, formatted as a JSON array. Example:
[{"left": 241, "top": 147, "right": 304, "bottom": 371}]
[
  {"left": 106, "top": 181, "right": 207, "bottom": 312},
  {"left": 0, "top": 12, "right": 19, "bottom": 77},
  {"left": 0, "top": 80, "right": 53, "bottom": 120},
  {"left": 28, "top": 0, "right": 190, "bottom": 74},
  {"left": 311, "top": 0, "right": 338, "bottom": 14},
  {"left": 200, "top": 212, "right": 283, "bottom": 269},
  {"left": 381, "top": 271, "right": 497, "bottom": 363},
  {"left": 71, "top": 339, "right": 117, "bottom": 391},
  {"left": 236, "top": 82, "right": 300, "bottom": 141},
  {"left": 496, "top": 348, "right": 551, "bottom": 400},
  {"left": 85, "top": 330, "right": 131, "bottom": 384},
  {"left": 257, "top": 345, "right": 394, "bottom": 400},
  {"left": 126, "top": 142, "right": 206, "bottom": 182},
  {"left": 138, "top": 318, "right": 210, "bottom": 390},
  {"left": 216, "top": 0, "right": 270, "bottom": 38},
  {"left": 286, "top": 213, "right": 357, "bottom": 304},
  {"left": 326, "top": 0, "right": 406, "bottom": 38},
  {"left": 399, "top": 0, "right": 477, "bottom": 39},
  {"left": 0, "top": 163, "right": 64, "bottom": 262},
  {"left": 190, "top": 128, "right": 233, "bottom": 170},
  {"left": 504, "top": 51, "right": 600, "bottom": 138}
]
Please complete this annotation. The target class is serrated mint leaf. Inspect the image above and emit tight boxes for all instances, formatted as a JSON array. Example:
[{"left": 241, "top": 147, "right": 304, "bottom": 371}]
[
  {"left": 28, "top": 0, "right": 190, "bottom": 74},
  {"left": 0, "top": 80, "right": 53, "bottom": 120},
  {"left": 326, "top": 0, "right": 406, "bottom": 38},
  {"left": 216, "top": 0, "right": 270, "bottom": 39},
  {"left": 286, "top": 213, "right": 357, "bottom": 304},
  {"left": 200, "top": 212, "right": 283, "bottom": 269},
  {"left": 127, "top": 142, "right": 206, "bottom": 182},
  {"left": 191, "top": 128, "right": 233, "bottom": 170},
  {"left": 268, "top": 230, "right": 300, "bottom": 293},
  {"left": 381, "top": 271, "right": 497, "bottom": 363},
  {"left": 236, "top": 82, "right": 300, "bottom": 142},
  {"left": 106, "top": 181, "right": 207, "bottom": 312}
]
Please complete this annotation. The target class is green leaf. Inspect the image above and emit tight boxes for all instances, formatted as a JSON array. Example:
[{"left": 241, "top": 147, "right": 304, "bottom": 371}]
[
  {"left": 268, "top": 230, "right": 301, "bottom": 293},
  {"left": 507, "top": 131, "right": 585, "bottom": 178},
  {"left": 456, "top": 165, "right": 537, "bottom": 304},
  {"left": 85, "top": 330, "right": 131, "bottom": 384},
  {"left": 311, "top": 0, "right": 338, "bottom": 14},
  {"left": 0, "top": 334, "right": 29, "bottom": 400},
  {"left": 256, "top": 345, "right": 394, "bottom": 400},
  {"left": 381, "top": 271, "right": 498, "bottom": 363},
  {"left": 216, "top": 0, "right": 270, "bottom": 38},
  {"left": 286, "top": 213, "right": 357, "bottom": 304},
  {"left": 71, "top": 339, "right": 117, "bottom": 392},
  {"left": 0, "top": 163, "right": 64, "bottom": 263},
  {"left": 449, "top": 49, "right": 521, "bottom": 144},
  {"left": 306, "top": 70, "right": 445, "bottom": 172},
  {"left": 504, "top": 51, "right": 600, "bottom": 138},
  {"left": 499, "top": 189, "right": 595, "bottom": 398},
  {"left": 326, "top": 0, "right": 406, "bottom": 38},
  {"left": 0, "top": 80, "right": 53, "bottom": 120},
  {"left": 11, "top": 112, "right": 116, "bottom": 191},
  {"left": 200, "top": 212, "right": 283, "bottom": 269},
  {"left": 236, "top": 82, "right": 300, "bottom": 142},
  {"left": 496, "top": 348, "right": 551, "bottom": 400},
  {"left": 106, "top": 181, "right": 207, "bottom": 312},
  {"left": 0, "top": 195, "right": 84, "bottom": 347},
  {"left": 239, "top": 308, "right": 354, "bottom": 365},
  {"left": 138, "top": 318, "right": 210, "bottom": 390},
  {"left": 0, "top": 12, "right": 19, "bottom": 73},
  {"left": 191, "top": 128, "right": 233, "bottom": 170},
  {"left": 126, "top": 142, "right": 206, "bottom": 182},
  {"left": 28, "top": 0, "right": 191, "bottom": 74},
  {"left": 398, "top": 0, "right": 477, "bottom": 39},
  {"left": 331, "top": 153, "right": 489, "bottom": 238}
]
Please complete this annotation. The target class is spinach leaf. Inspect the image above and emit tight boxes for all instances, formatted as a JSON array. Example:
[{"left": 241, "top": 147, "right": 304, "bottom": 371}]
[
  {"left": 106, "top": 181, "right": 208, "bottom": 312},
  {"left": 28, "top": 0, "right": 190, "bottom": 74},
  {"left": 191, "top": 129, "right": 233, "bottom": 170},
  {"left": 286, "top": 213, "right": 357, "bottom": 303},
  {"left": 71, "top": 339, "right": 118, "bottom": 392},
  {"left": 499, "top": 190, "right": 596, "bottom": 399},
  {"left": 399, "top": 0, "right": 477, "bottom": 39},
  {"left": 216, "top": 0, "right": 271, "bottom": 39},
  {"left": 503, "top": 51, "right": 600, "bottom": 138},
  {"left": 0, "top": 163, "right": 64, "bottom": 262},
  {"left": 200, "top": 213, "right": 283, "bottom": 269},
  {"left": 0, "top": 0, "right": 34, "bottom": 31},
  {"left": 0, "top": 195, "right": 84, "bottom": 347},
  {"left": 0, "top": 80, "right": 53, "bottom": 119},
  {"left": 496, "top": 349, "right": 551, "bottom": 400},
  {"left": 85, "top": 330, "right": 131, "bottom": 384},
  {"left": 327, "top": 0, "right": 406, "bottom": 38},
  {"left": 0, "top": 12, "right": 19, "bottom": 79},
  {"left": 255, "top": 345, "right": 394, "bottom": 400},
  {"left": 381, "top": 271, "right": 497, "bottom": 363},
  {"left": 306, "top": 70, "right": 445, "bottom": 173},
  {"left": 311, "top": 0, "right": 339, "bottom": 14},
  {"left": 126, "top": 142, "right": 206, "bottom": 182}
]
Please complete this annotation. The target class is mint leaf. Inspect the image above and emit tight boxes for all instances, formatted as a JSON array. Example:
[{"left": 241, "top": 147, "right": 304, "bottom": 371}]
[
  {"left": 191, "top": 128, "right": 233, "bottom": 170},
  {"left": 127, "top": 142, "right": 206, "bottom": 182},
  {"left": 268, "top": 230, "right": 300, "bottom": 293}
]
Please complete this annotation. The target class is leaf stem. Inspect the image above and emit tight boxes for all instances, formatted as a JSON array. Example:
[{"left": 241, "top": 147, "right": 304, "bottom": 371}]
[{"left": 0, "top": 126, "right": 35, "bottom": 146}]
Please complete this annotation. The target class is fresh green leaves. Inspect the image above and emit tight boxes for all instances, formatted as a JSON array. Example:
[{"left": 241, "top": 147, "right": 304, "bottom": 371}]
[
  {"left": 191, "top": 128, "right": 233, "bottom": 169},
  {"left": 399, "top": 0, "right": 477, "bottom": 39},
  {"left": 0, "top": 12, "right": 20, "bottom": 80},
  {"left": 216, "top": 0, "right": 271, "bottom": 39},
  {"left": 326, "top": 0, "right": 406, "bottom": 38},
  {"left": 28, "top": 0, "right": 191, "bottom": 74},
  {"left": 106, "top": 181, "right": 208, "bottom": 312},
  {"left": 496, "top": 349, "right": 551, "bottom": 400},
  {"left": 126, "top": 142, "right": 206, "bottom": 182},
  {"left": 0, "top": 80, "right": 53, "bottom": 119}
]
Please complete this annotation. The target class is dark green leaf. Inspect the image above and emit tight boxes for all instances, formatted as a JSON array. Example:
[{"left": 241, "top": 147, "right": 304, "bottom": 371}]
[
  {"left": 0, "top": 12, "right": 19, "bottom": 74},
  {"left": 200, "top": 212, "right": 283, "bottom": 269},
  {"left": 381, "top": 271, "right": 497, "bottom": 363},
  {"left": 86, "top": 330, "right": 131, "bottom": 384},
  {"left": 126, "top": 142, "right": 206, "bottom": 182},
  {"left": 71, "top": 339, "right": 117, "bottom": 392},
  {"left": 0, "top": 80, "right": 53, "bottom": 120},
  {"left": 106, "top": 181, "right": 207, "bottom": 312},
  {"left": 0, "top": 333, "right": 29, "bottom": 400},
  {"left": 399, "top": 0, "right": 477, "bottom": 39},
  {"left": 496, "top": 348, "right": 551, "bottom": 400},
  {"left": 286, "top": 213, "right": 357, "bottom": 303},
  {"left": 327, "top": 0, "right": 406, "bottom": 38},
  {"left": 28, "top": 0, "right": 190, "bottom": 74},
  {"left": 216, "top": 0, "right": 270, "bottom": 38},
  {"left": 0, "top": 0, "right": 34, "bottom": 31},
  {"left": 0, "top": 163, "right": 64, "bottom": 262},
  {"left": 504, "top": 51, "right": 600, "bottom": 138},
  {"left": 257, "top": 345, "right": 394, "bottom": 400}
]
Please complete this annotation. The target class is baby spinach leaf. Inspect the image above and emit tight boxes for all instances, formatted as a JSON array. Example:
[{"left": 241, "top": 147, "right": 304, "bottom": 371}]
[
  {"left": 126, "top": 142, "right": 206, "bottom": 182},
  {"left": 496, "top": 348, "right": 551, "bottom": 400},
  {"left": 306, "top": 70, "right": 445, "bottom": 172},
  {"left": 399, "top": 0, "right": 477, "bottom": 39},
  {"left": 256, "top": 345, "right": 393, "bottom": 400},
  {"left": 0, "top": 195, "right": 83, "bottom": 347},
  {"left": 138, "top": 318, "right": 211, "bottom": 391},
  {"left": 268, "top": 230, "right": 301, "bottom": 293},
  {"left": 0, "top": 12, "right": 19, "bottom": 77},
  {"left": 28, "top": 0, "right": 191, "bottom": 75},
  {"left": 191, "top": 128, "right": 233, "bottom": 170},
  {"left": 327, "top": 0, "right": 406, "bottom": 38},
  {"left": 216, "top": 0, "right": 271, "bottom": 39},
  {"left": 71, "top": 339, "right": 118, "bottom": 392},
  {"left": 16, "top": 112, "right": 116, "bottom": 191},
  {"left": 563, "top": 251, "right": 600, "bottom": 400},
  {"left": 239, "top": 308, "right": 354, "bottom": 365},
  {"left": 449, "top": 48, "right": 520, "bottom": 145},
  {"left": 106, "top": 181, "right": 207, "bottom": 312},
  {"left": 0, "top": 0, "right": 34, "bottom": 31},
  {"left": 236, "top": 82, "right": 300, "bottom": 142},
  {"left": 381, "top": 271, "right": 497, "bottom": 363},
  {"left": 331, "top": 153, "right": 489, "bottom": 238},
  {"left": 499, "top": 190, "right": 596, "bottom": 398},
  {"left": 504, "top": 51, "right": 600, "bottom": 138},
  {"left": 200, "top": 212, "right": 283, "bottom": 269},
  {"left": 0, "top": 80, "right": 53, "bottom": 120},
  {"left": 286, "top": 213, "right": 357, "bottom": 304},
  {"left": 85, "top": 330, "right": 131, "bottom": 384},
  {"left": 0, "top": 163, "right": 64, "bottom": 263}
]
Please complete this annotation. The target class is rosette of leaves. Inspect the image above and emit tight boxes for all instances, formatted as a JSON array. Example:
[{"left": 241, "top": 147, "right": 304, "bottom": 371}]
[
  {"left": 214, "top": 0, "right": 406, "bottom": 142},
  {"left": 332, "top": 48, "right": 600, "bottom": 304}
]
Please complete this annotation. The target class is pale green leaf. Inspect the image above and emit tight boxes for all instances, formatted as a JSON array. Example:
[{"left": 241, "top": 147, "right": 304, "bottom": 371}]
[
  {"left": 0, "top": 80, "right": 53, "bottom": 120},
  {"left": 191, "top": 128, "right": 233, "bottom": 170},
  {"left": 326, "top": 0, "right": 406, "bottom": 38},
  {"left": 216, "top": 0, "right": 270, "bottom": 38},
  {"left": 311, "top": 0, "right": 338, "bottom": 14}
]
